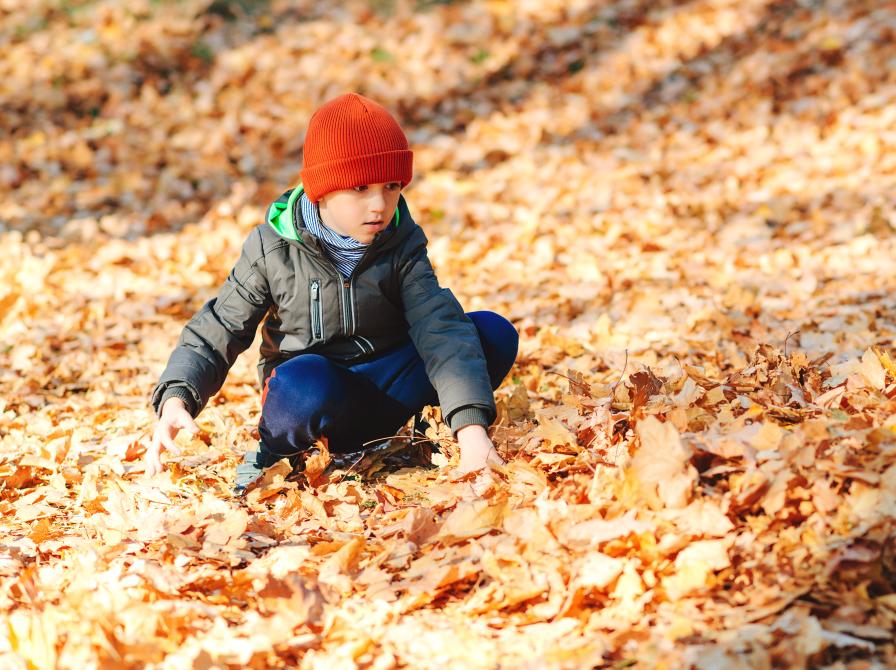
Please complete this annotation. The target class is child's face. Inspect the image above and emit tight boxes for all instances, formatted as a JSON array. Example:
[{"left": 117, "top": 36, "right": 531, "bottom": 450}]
[{"left": 318, "top": 181, "right": 403, "bottom": 244}]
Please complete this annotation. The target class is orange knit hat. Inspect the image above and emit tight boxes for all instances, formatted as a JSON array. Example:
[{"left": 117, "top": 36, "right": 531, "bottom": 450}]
[{"left": 300, "top": 93, "right": 413, "bottom": 203}]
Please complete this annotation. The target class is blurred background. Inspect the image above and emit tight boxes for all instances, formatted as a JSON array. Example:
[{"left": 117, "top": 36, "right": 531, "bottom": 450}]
[{"left": 1, "top": 0, "right": 894, "bottom": 413}]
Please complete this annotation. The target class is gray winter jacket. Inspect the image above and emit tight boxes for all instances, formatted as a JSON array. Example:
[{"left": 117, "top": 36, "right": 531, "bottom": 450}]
[{"left": 150, "top": 186, "right": 495, "bottom": 432}]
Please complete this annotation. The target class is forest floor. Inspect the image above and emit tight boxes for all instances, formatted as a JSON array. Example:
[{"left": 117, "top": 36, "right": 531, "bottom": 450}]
[{"left": 1, "top": 0, "right": 895, "bottom": 668}]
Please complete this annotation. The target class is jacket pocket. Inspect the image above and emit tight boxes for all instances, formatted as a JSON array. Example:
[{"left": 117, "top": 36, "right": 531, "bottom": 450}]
[{"left": 309, "top": 278, "right": 323, "bottom": 340}]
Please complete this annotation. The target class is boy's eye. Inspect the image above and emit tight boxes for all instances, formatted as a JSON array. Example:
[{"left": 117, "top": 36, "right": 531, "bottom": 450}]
[{"left": 353, "top": 183, "right": 401, "bottom": 193}]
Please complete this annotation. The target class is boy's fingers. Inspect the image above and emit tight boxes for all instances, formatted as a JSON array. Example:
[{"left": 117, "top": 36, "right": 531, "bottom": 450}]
[
  {"left": 145, "top": 459, "right": 158, "bottom": 476},
  {"left": 182, "top": 415, "right": 199, "bottom": 434},
  {"left": 160, "top": 430, "right": 180, "bottom": 454},
  {"left": 144, "top": 446, "right": 160, "bottom": 476}
]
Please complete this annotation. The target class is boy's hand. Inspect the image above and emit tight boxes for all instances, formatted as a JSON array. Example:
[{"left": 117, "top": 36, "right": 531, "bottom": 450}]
[
  {"left": 455, "top": 424, "right": 505, "bottom": 475},
  {"left": 145, "top": 397, "right": 197, "bottom": 476}
]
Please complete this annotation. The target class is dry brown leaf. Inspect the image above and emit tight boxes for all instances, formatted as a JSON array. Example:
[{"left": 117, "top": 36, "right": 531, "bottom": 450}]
[{"left": 304, "top": 437, "right": 332, "bottom": 486}]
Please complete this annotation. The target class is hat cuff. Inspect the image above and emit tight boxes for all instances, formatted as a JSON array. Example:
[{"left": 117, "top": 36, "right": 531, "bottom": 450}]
[{"left": 300, "top": 150, "right": 413, "bottom": 203}]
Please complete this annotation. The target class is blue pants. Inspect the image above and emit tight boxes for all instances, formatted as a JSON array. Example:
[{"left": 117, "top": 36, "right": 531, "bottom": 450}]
[{"left": 258, "top": 311, "right": 519, "bottom": 457}]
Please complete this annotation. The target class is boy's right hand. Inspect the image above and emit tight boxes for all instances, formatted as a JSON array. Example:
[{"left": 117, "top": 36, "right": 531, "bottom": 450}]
[{"left": 145, "top": 397, "right": 198, "bottom": 476}]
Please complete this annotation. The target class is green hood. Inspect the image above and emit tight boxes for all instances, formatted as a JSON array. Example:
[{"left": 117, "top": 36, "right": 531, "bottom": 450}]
[
  {"left": 266, "top": 184, "right": 401, "bottom": 243},
  {"left": 266, "top": 185, "right": 305, "bottom": 242}
]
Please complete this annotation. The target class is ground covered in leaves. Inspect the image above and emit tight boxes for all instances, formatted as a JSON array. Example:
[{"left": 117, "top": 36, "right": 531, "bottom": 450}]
[{"left": 2, "top": 0, "right": 896, "bottom": 668}]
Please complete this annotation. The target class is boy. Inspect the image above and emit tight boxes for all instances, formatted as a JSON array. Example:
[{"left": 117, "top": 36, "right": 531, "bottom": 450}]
[{"left": 146, "top": 93, "right": 519, "bottom": 494}]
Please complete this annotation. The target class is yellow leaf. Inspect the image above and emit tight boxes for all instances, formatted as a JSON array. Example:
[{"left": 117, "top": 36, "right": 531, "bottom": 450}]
[
  {"left": 877, "top": 349, "right": 896, "bottom": 381},
  {"left": 320, "top": 536, "right": 364, "bottom": 576},
  {"left": 203, "top": 508, "right": 249, "bottom": 547},
  {"left": 534, "top": 419, "right": 577, "bottom": 448},
  {"left": 612, "top": 561, "right": 645, "bottom": 601},
  {"left": 318, "top": 537, "right": 365, "bottom": 597},
  {"left": 662, "top": 562, "right": 709, "bottom": 601},
  {"left": 859, "top": 348, "right": 886, "bottom": 389},
  {"left": 560, "top": 509, "right": 653, "bottom": 550},
  {"left": 630, "top": 416, "right": 696, "bottom": 509},
  {"left": 532, "top": 451, "right": 576, "bottom": 466},
  {"left": 659, "top": 499, "right": 734, "bottom": 538},
  {"left": 750, "top": 421, "right": 784, "bottom": 451},
  {"left": 666, "top": 614, "right": 695, "bottom": 640},
  {"left": 8, "top": 609, "right": 57, "bottom": 669},
  {"left": 662, "top": 539, "right": 731, "bottom": 600},
  {"left": 437, "top": 499, "right": 506, "bottom": 544},
  {"left": 814, "top": 385, "right": 845, "bottom": 408},
  {"left": 576, "top": 553, "right": 625, "bottom": 590},
  {"left": 674, "top": 539, "right": 731, "bottom": 572},
  {"left": 818, "top": 35, "right": 844, "bottom": 51}
]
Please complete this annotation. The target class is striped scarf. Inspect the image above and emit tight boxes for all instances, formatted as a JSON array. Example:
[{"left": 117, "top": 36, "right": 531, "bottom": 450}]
[{"left": 300, "top": 192, "right": 369, "bottom": 278}]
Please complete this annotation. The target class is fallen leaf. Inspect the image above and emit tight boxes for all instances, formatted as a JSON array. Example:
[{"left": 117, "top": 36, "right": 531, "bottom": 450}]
[
  {"left": 437, "top": 499, "right": 507, "bottom": 544},
  {"left": 630, "top": 416, "right": 697, "bottom": 509}
]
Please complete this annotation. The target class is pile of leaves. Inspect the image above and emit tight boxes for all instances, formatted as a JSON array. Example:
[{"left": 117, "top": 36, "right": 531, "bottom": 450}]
[{"left": 2, "top": 0, "right": 895, "bottom": 667}]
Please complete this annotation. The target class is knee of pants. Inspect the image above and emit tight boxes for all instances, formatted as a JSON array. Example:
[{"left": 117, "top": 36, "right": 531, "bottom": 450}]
[
  {"left": 261, "top": 354, "right": 343, "bottom": 425},
  {"left": 467, "top": 311, "right": 519, "bottom": 388}
]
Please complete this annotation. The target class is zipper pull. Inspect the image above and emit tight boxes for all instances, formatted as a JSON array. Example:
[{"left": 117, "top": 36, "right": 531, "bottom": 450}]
[{"left": 311, "top": 282, "right": 320, "bottom": 299}]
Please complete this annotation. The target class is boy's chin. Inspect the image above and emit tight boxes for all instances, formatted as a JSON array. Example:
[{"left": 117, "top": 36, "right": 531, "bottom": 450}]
[{"left": 354, "top": 227, "right": 382, "bottom": 243}]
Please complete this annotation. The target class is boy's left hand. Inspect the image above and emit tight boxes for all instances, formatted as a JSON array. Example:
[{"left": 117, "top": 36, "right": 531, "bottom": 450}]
[{"left": 455, "top": 424, "right": 505, "bottom": 475}]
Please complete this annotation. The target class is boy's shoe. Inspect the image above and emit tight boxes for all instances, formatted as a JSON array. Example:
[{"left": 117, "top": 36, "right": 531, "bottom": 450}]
[
  {"left": 235, "top": 417, "right": 437, "bottom": 494},
  {"left": 233, "top": 442, "right": 302, "bottom": 496}
]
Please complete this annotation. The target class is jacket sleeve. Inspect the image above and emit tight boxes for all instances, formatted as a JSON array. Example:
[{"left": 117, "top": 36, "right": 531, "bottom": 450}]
[
  {"left": 151, "top": 227, "right": 273, "bottom": 417},
  {"left": 398, "top": 228, "right": 496, "bottom": 431}
]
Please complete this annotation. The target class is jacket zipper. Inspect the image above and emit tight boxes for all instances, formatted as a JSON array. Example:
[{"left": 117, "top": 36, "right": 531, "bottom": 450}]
[
  {"left": 339, "top": 272, "right": 376, "bottom": 354},
  {"left": 325, "top": 222, "right": 395, "bottom": 337},
  {"left": 337, "top": 271, "right": 353, "bottom": 335},
  {"left": 310, "top": 279, "right": 323, "bottom": 340},
  {"left": 350, "top": 274, "right": 372, "bottom": 352},
  {"left": 329, "top": 232, "right": 389, "bottom": 338},
  {"left": 349, "top": 275, "right": 358, "bottom": 335}
]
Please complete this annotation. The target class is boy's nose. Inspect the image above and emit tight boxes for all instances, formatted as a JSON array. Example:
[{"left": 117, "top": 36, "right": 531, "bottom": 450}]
[{"left": 369, "top": 192, "right": 386, "bottom": 213}]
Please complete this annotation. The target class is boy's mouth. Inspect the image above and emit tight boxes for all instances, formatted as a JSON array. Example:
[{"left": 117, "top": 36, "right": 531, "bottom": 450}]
[{"left": 364, "top": 220, "right": 383, "bottom": 226}]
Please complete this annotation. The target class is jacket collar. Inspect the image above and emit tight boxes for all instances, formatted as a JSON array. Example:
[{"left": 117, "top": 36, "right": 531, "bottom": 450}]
[{"left": 266, "top": 184, "right": 414, "bottom": 257}]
